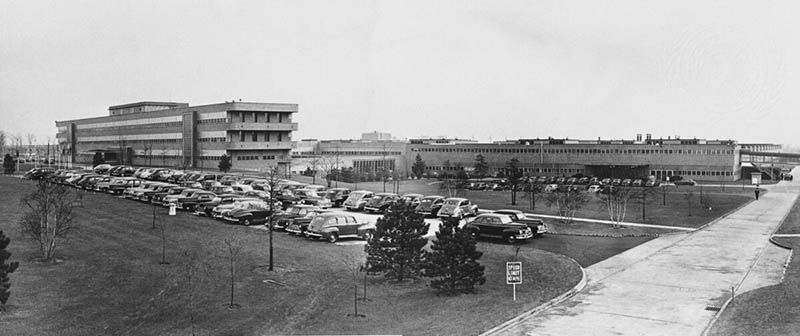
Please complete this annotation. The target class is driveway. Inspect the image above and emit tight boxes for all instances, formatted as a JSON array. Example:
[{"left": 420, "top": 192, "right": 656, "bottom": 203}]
[{"left": 485, "top": 171, "right": 799, "bottom": 336}]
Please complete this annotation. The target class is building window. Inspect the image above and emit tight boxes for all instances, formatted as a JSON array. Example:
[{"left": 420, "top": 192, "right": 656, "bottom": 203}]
[
  {"left": 240, "top": 112, "right": 245, "bottom": 123},
  {"left": 278, "top": 133, "right": 283, "bottom": 141},
  {"left": 278, "top": 113, "right": 283, "bottom": 123},
  {"left": 251, "top": 132, "right": 257, "bottom": 141},
  {"left": 240, "top": 132, "right": 245, "bottom": 142},
  {"left": 254, "top": 113, "right": 258, "bottom": 123}
]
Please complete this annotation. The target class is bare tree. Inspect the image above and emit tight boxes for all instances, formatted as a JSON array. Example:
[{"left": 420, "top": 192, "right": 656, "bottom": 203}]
[
  {"left": 18, "top": 181, "right": 79, "bottom": 261},
  {"left": 26, "top": 133, "right": 37, "bottom": 162},
  {"left": 597, "top": 186, "right": 637, "bottom": 228},
  {"left": 0, "top": 131, "right": 6, "bottom": 157},
  {"left": 684, "top": 191, "right": 694, "bottom": 217},
  {"left": 318, "top": 155, "right": 340, "bottom": 188},
  {"left": 160, "top": 144, "right": 169, "bottom": 167},
  {"left": 263, "top": 166, "right": 282, "bottom": 271},
  {"left": 544, "top": 189, "right": 589, "bottom": 225},
  {"left": 221, "top": 235, "right": 243, "bottom": 309}
]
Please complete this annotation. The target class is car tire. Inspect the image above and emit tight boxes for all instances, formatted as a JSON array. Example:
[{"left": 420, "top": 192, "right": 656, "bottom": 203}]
[
  {"left": 506, "top": 235, "right": 517, "bottom": 244},
  {"left": 470, "top": 231, "right": 478, "bottom": 240},
  {"left": 328, "top": 232, "right": 339, "bottom": 243},
  {"left": 243, "top": 218, "right": 252, "bottom": 226},
  {"left": 363, "top": 231, "right": 374, "bottom": 241}
]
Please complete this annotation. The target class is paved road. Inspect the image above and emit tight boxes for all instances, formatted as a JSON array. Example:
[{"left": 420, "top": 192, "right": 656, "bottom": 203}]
[{"left": 485, "top": 168, "right": 800, "bottom": 336}]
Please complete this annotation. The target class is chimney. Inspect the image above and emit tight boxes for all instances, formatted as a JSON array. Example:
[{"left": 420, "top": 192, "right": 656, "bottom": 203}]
[
  {"left": 636, "top": 134, "right": 642, "bottom": 142},
  {"left": 646, "top": 133, "right": 652, "bottom": 141}
]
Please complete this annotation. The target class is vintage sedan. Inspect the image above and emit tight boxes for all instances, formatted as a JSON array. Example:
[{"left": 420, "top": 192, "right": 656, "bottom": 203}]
[
  {"left": 162, "top": 188, "right": 203, "bottom": 206},
  {"left": 465, "top": 213, "right": 534, "bottom": 244},
  {"left": 294, "top": 188, "right": 333, "bottom": 208},
  {"left": 437, "top": 197, "right": 479, "bottom": 220},
  {"left": 273, "top": 204, "right": 321, "bottom": 231},
  {"left": 342, "top": 190, "right": 375, "bottom": 211},
  {"left": 492, "top": 209, "right": 547, "bottom": 237},
  {"left": 363, "top": 193, "right": 400, "bottom": 213},
  {"left": 211, "top": 198, "right": 261, "bottom": 219},
  {"left": 223, "top": 200, "right": 272, "bottom": 226},
  {"left": 175, "top": 191, "right": 217, "bottom": 211},
  {"left": 305, "top": 212, "right": 372, "bottom": 243},
  {"left": 400, "top": 193, "right": 424, "bottom": 207},
  {"left": 415, "top": 195, "right": 446, "bottom": 217},
  {"left": 194, "top": 194, "right": 241, "bottom": 216},
  {"left": 323, "top": 188, "right": 351, "bottom": 208}
]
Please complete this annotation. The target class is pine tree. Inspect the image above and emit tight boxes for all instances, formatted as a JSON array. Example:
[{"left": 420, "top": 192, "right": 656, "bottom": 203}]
[
  {"left": 474, "top": 154, "right": 489, "bottom": 178},
  {"left": 91, "top": 152, "right": 105, "bottom": 167},
  {"left": 218, "top": 154, "right": 232, "bottom": 173},
  {"left": 2, "top": 154, "right": 15, "bottom": 174},
  {"left": 364, "top": 202, "right": 429, "bottom": 281},
  {"left": 411, "top": 154, "right": 427, "bottom": 178},
  {"left": 424, "top": 218, "right": 485, "bottom": 295},
  {"left": 0, "top": 231, "right": 19, "bottom": 307}
]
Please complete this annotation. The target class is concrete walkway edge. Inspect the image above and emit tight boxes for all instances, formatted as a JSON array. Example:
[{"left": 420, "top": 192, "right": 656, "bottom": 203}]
[
  {"left": 480, "top": 257, "right": 587, "bottom": 336},
  {"left": 701, "top": 190, "right": 800, "bottom": 336}
]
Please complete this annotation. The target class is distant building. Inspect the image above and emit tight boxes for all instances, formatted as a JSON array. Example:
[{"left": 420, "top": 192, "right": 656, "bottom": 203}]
[
  {"left": 361, "top": 131, "right": 392, "bottom": 141},
  {"left": 56, "top": 101, "right": 298, "bottom": 172}
]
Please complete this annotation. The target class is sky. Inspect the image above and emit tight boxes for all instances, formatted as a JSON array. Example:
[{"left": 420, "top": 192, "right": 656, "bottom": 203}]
[{"left": 1, "top": 0, "right": 798, "bottom": 146}]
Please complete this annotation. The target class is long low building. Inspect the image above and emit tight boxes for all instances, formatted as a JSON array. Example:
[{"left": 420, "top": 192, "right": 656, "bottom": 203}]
[
  {"left": 292, "top": 135, "right": 782, "bottom": 182},
  {"left": 56, "top": 101, "right": 298, "bottom": 172}
]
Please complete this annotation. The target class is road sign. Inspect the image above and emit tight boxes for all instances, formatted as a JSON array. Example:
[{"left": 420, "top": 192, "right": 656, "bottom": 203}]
[
  {"left": 169, "top": 203, "right": 176, "bottom": 216},
  {"left": 506, "top": 262, "right": 522, "bottom": 284},
  {"left": 507, "top": 262, "right": 522, "bottom": 301}
]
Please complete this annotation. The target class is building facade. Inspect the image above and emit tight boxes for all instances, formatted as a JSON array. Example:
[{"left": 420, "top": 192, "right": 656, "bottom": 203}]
[
  {"left": 291, "top": 135, "right": 781, "bottom": 182},
  {"left": 56, "top": 101, "right": 298, "bottom": 172}
]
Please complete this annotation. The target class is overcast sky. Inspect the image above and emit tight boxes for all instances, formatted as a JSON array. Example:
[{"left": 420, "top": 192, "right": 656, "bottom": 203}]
[{"left": 1, "top": 0, "right": 798, "bottom": 146}]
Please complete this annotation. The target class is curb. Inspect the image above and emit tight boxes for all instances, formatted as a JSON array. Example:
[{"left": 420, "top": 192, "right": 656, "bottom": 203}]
[
  {"left": 479, "top": 257, "right": 587, "bottom": 336},
  {"left": 769, "top": 237, "right": 794, "bottom": 250},
  {"left": 548, "top": 231, "right": 660, "bottom": 238}
]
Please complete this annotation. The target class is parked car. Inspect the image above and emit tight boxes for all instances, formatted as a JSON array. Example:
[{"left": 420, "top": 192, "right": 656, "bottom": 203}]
[
  {"left": 211, "top": 198, "right": 261, "bottom": 219},
  {"left": 175, "top": 191, "right": 217, "bottom": 211},
  {"left": 601, "top": 178, "right": 612, "bottom": 185},
  {"left": 194, "top": 194, "right": 241, "bottom": 216},
  {"left": 674, "top": 179, "right": 697, "bottom": 186},
  {"left": 208, "top": 184, "right": 234, "bottom": 195},
  {"left": 343, "top": 190, "right": 375, "bottom": 211},
  {"left": 305, "top": 212, "right": 372, "bottom": 243},
  {"left": 400, "top": 193, "right": 424, "bottom": 207},
  {"left": 632, "top": 179, "right": 643, "bottom": 187},
  {"left": 437, "top": 197, "right": 479, "bottom": 220},
  {"left": 162, "top": 188, "right": 203, "bottom": 206},
  {"left": 415, "top": 195, "right": 445, "bottom": 217},
  {"left": 587, "top": 185, "right": 602, "bottom": 193},
  {"left": 323, "top": 188, "right": 351, "bottom": 208},
  {"left": 544, "top": 184, "right": 559, "bottom": 193},
  {"left": 364, "top": 193, "right": 400, "bottom": 213},
  {"left": 784, "top": 174, "right": 794, "bottom": 181},
  {"left": 621, "top": 179, "right": 632, "bottom": 186},
  {"left": 611, "top": 178, "right": 622, "bottom": 186},
  {"left": 293, "top": 188, "right": 333, "bottom": 208},
  {"left": 493, "top": 209, "right": 547, "bottom": 236},
  {"left": 644, "top": 180, "right": 659, "bottom": 187},
  {"left": 151, "top": 186, "right": 186, "bottom": 204},
  {"left": 273, "top": 204, "right": 322, "bottom": 232},
  {"left": 464, "top": 213, "right": 534, "bottom": 244},
  {"left": 223, "top": 200, "right": 272, "bottom": 225}
]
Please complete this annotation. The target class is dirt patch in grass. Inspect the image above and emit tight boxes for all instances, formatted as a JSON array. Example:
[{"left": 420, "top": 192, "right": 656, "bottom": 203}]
[
  {"left": 0, "top": 177, "right": 584, "bottom": 336},
  {"left": 707, "top": 196, "right": 800, "bottom": 336}
]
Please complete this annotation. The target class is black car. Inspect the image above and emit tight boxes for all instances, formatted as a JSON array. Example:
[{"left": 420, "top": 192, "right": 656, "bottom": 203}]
[
  {"left": 323, "top": 188, "right": 351, "bottom": 207},
  {"left": 465, "top": 213, "right": 534, "bottom": 244},
  {"left": 493, "top": 209, "right": 547, "bottom": 237}
]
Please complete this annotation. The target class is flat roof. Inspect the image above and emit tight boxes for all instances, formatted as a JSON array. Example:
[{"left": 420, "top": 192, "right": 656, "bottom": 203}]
[{"left": 108, "top": 101, "right": 189, "bottom": 110}]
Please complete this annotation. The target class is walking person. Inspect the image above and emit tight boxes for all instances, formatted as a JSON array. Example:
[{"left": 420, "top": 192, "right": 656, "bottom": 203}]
[{"left": 755, "top": 185, "right": 760, "bottom": 200}]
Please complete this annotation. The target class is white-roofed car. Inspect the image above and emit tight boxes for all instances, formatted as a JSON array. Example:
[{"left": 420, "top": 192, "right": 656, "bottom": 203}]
[{"left": 437, "top": 197, "right": 479, "bottom": 220}]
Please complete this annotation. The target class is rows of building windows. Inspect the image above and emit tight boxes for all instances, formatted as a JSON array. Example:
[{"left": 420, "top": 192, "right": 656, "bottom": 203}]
[
  {"left": 353, "top": 159, "right": 395, "bottom": 172},
  {"left": 198, "top": 156, "right": 223, "bottom": 161},
  {"left": 238, "top": 132, "right": 285, "bottom": 142},
  {"left": 198, "top": 118, "right": 228, "bottom": 124},
  {"left": 236, "top": 155, "right": 278, "bottom": 161},
  {"left": 412, "top": 147, "right": 734, "bottom": 155},
  {"left": 422, "top": 165, "right": 586, "bottom": 175},
  {"left": 320, "top": 151, "right": 403, "bottom": 156},
  {"left": 236, "top": 111, "right": 286, "bottom": 123},
  {"left": 198, "top": 137, "right": 228, "bottom": 143}
]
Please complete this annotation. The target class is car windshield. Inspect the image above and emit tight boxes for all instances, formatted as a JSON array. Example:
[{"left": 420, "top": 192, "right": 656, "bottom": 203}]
[
  {"left": 287, "top": 207, "right": 302, "bottom": 215},
  {"left": 445, "top": 199, "right": 461, "bottom": 205},
  {"left": 309, "top": 216, "right": 326, "bottom": 227},
  {"left": 179, "top": 190, "right": 193, "bottom": 197},
  {"left": 420, "top": 198, "right": 437, "bottom": 206},
  {"left": 498, "top": 216, "right": 513, "bottom": 224}
]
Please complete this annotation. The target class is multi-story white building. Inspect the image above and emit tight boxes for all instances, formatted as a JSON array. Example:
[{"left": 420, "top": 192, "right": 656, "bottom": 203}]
[{"left": 56, "top": 101, "right": 298, "bottom": 172}]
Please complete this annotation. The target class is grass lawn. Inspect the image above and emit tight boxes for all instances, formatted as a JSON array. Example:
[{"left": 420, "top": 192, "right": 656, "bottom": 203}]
[
  {"left": 295, "top": 176, "right": 754, "bottom": 229},
  {"left": 707, "top": 196, "right": 800, "bottom": 336},
  {"left": 0, "top": 176, "right": 586, "bottom": 336}
]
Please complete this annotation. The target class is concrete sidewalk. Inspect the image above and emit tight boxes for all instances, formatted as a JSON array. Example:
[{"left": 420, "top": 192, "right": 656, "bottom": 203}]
[{"left": 484, "top": 171, "right": 799, "bottom": 336}]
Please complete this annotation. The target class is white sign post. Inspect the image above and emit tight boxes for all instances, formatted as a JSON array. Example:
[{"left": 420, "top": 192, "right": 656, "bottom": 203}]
[
  {"left": 169, "top": 203, "right": 177, "bottom": 216},
  {"left": 506, "top": 262, "right": 522, "bottom": 301}
]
